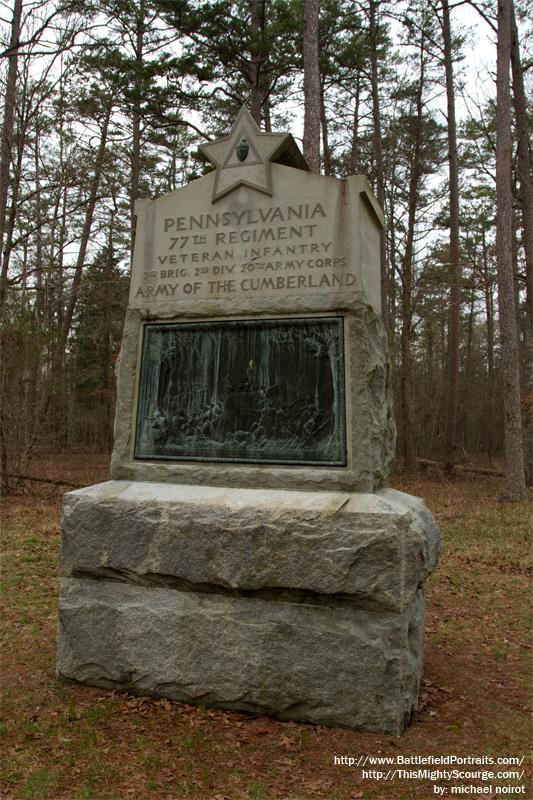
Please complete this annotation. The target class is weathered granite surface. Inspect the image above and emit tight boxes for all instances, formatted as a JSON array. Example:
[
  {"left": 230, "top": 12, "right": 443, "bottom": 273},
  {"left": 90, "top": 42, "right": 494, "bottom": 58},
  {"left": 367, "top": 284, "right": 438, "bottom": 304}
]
[
  {"left": 111, "top": 149, "right": 395, "bottom": 492},
  {"left": 61, "top": 482, "right": 439, "bottom": 611},
  {"left": 110, "top": 304, "right": 396, "bottom": 493},
  {"left": 57, "top": 482, "right": 440, "bottom": 733},
  {"left": 58, "top": 578, "right": 425, "bottom": 734},
  {"left": 128, "top": 168, "right": 383, "bottom": 314}
]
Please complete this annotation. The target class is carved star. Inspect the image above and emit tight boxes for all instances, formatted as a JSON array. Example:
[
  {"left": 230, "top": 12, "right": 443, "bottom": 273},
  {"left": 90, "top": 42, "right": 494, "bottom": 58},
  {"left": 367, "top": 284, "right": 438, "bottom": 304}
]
[{"left": 200, "top": 106, "right": 294, "bottom": 202}]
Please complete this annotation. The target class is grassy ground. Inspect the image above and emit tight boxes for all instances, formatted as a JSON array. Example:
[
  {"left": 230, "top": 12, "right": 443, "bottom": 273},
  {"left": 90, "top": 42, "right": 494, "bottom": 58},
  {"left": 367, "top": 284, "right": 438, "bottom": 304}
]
[{"left": 1, "top": 456, "right": 531, "bottom": 800}]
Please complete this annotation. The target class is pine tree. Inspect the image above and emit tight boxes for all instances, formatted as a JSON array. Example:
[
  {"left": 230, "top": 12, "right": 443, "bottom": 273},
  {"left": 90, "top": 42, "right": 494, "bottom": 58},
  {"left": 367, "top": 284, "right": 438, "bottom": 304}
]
[{"left": 69, "top": 247, "right": 128, "bottom": 451}]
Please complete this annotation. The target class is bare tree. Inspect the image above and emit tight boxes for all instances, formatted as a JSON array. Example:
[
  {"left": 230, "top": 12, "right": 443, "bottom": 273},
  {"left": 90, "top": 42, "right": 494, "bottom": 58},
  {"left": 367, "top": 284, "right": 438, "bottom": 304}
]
[
  {"left": 440, "top": 0, "right": 462, "bottom": 472},
  {"left": 58, "top": 99, "right": 114, "bottom": 355},
  {"left": 400, "top": 38, "right": 427, "bottom": 470},
  {"left": 130, "top": 0, "right": 145, "bottom": 248},
  {"left": 368, "top": 0, "right": 388, "bottom": 331},
  {"left": 0, "top": 0, "right": 23, "bottom": 312},
  {"left": 510, "top": 0, "right": 533, "bottom": 486},
  {"left": 495, "top": 0, "right": 526, "bottom": 500}
]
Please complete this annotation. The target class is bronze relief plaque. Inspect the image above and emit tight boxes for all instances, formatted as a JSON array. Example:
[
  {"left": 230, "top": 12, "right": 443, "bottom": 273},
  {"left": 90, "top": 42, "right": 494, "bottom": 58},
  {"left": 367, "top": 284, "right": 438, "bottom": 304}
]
[{"left": 134, "top": 317, "right": 346, "bottom": 465}]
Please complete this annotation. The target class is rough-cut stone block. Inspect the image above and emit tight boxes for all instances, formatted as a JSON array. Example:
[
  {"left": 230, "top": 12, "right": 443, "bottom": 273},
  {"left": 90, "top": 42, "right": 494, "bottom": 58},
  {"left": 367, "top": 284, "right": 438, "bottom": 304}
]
[
  {"left": 57, "top": 578, "right": 425, "bottom": 734},
  {"left": 57, "top": 481, "right": 440, "bottom": 733},
  {"left": 61, "top": 482, "right": 440, "bottom": 611}
]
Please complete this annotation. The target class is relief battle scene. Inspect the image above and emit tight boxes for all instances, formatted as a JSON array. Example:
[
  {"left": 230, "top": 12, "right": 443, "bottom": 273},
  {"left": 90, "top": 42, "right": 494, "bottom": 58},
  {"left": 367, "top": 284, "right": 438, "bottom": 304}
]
[{"left": 134, "top": 317, "right": 346, "bottom": 465}]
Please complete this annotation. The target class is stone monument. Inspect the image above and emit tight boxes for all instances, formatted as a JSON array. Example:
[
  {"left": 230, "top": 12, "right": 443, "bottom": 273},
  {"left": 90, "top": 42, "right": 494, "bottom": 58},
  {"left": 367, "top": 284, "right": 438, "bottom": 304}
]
[{"left": 57, "top": 107, "right": 440, "bottom": 734}]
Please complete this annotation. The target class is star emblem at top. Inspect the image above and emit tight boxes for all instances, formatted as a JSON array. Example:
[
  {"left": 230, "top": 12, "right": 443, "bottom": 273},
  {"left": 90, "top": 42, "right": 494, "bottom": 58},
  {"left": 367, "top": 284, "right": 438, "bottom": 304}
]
[{"left": 200, "top": 106, "right": 299, "bottom": 202}]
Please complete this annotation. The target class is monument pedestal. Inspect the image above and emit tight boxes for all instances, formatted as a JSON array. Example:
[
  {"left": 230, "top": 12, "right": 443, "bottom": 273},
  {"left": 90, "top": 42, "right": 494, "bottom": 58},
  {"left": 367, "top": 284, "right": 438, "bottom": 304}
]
[{"left": 57, "top": 481, "right": 440, "bottom": 734}]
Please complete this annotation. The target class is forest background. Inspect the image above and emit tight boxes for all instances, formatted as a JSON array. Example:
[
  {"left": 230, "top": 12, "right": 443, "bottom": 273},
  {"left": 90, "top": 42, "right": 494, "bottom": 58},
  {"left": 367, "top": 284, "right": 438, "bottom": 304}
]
[{"left": 0, "top": 0, "right": 531, "bottom": 499}]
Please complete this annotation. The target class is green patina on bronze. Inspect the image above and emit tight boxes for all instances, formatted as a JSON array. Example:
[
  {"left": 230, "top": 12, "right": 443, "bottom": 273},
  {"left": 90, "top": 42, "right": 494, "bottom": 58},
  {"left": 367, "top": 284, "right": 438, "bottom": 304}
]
[{"left": 134, "top": 317, "right": 346, "bottom": 466}]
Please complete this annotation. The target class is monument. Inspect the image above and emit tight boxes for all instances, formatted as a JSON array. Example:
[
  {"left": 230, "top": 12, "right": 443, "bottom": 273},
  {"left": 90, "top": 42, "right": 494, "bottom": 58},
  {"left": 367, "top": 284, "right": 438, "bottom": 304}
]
[{"left": 57, "top": 107, "right": 440, "bottom": 734}]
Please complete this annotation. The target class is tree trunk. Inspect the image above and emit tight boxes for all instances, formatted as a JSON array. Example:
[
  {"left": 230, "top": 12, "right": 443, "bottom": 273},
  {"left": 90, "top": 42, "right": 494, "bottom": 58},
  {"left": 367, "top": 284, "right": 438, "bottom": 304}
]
[
  {"left": 386, "top": 146, "right": 400, "bottom": 362},
  {"left": 510, "top": 0, "right": 533, "bottom": 486},
  {"left": 249, "top": 0, "right": 265, "bottom": 125},
  {"left": 400, "top": 299, "right": 416, "bottom": 468},
  {"left": 101, "top": 259, "right": 112, "bottom": 452},
  {"left": 319, "top": 79, "right": 331, "bottom": 175},
  {"left": 481, "top": 226, "right": 495, "bottom": 462},
  {"left": 130, "top": 0, "right": 145, "bottom": 253},
  {"left": 495, "top": 0, "right": 526, "bottom": 500},
  {"left": 369, "top": 0, "right": 388, "bottom": 331},
  {"left": 441, "top": 0, "right": 462, "bottom": 472},
  {"left": 350, "top": 75, "right": 360, "bottom": 175},
  {"left": 58, "top": 101, "right": 113, "bottom": 355},
  {"left": 0, "top": 0, "right": 23, "bottom": 312},
  {"left": 263, "top": 97, "right": 272, "bottom": 132},
  {"left": 303, "top": 0, "right": 321, "bottom": 173},
  {"left": 25, "top": 122, "right": 44, "bottom": 464},
  {"left": 400, "top": 36, "right": 426, "bottom": 470},
  {"left": 34, "top": 121, "right": 44, "bottom": 319},
  {"left": 1, "top": 50, "right": 30, "bottom": 287},
  {"left": 1, "top": 128, "right": 24, "bottom": 288},
  {"left": 0, "top": 0, "right": 23, "bottom": 492}
]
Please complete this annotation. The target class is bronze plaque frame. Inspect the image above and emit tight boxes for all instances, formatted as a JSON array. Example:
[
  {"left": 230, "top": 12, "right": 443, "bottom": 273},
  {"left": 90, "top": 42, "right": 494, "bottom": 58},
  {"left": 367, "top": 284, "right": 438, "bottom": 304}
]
[{"left": 134, "top": 317, "right": 346, "bottom": 466}]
